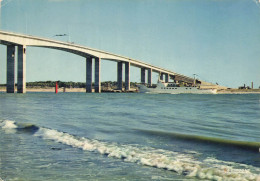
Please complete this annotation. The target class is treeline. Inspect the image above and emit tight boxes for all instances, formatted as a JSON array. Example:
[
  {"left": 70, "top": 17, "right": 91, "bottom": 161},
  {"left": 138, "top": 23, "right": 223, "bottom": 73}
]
[
  {"left": 26, "top": 81, "right": 138, "bottom": 88},
  {"left": 26, "top": 81, "right": 85, "bottom": 88}
]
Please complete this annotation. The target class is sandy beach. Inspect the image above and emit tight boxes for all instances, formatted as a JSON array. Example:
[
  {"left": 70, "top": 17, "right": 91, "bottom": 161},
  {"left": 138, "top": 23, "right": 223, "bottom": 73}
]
[{"left": 217, "top": 89, "right": 260, "bottom": 94}]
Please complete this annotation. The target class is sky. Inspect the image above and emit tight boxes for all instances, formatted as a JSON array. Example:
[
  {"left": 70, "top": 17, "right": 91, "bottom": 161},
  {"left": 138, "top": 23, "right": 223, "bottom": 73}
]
[{"left": 0, "top": 0, "right": 260, "bottom": 88}]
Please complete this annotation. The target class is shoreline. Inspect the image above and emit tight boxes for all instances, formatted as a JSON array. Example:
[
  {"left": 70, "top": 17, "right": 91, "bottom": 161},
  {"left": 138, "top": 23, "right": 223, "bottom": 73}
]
[
  {"left": 0, "top": 87, "right": 260, "bottom": 94},
  {"left": 0, "top": 87, "right": 138, "bottom": 93},
  {"left": 217, "top": 89, "right": 260, "bottom": 94}
]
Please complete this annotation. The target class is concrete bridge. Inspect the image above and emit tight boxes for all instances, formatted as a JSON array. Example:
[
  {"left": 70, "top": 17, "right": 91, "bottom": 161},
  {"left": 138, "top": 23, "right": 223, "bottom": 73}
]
[{"left": 0, "top": 30, "right": 197, "bottom": 93}]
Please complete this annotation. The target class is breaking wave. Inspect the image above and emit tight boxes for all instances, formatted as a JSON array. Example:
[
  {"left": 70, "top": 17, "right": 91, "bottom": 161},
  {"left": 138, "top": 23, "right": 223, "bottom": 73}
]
[
  {"left": 0, "top": 120, "right": 39, "bottom": 134},
  {"left": 1, "top": 120, "right": 260, "bottom": 181},
  {"left": 0, "top": 120, "right": 17, "bottom": 129}
]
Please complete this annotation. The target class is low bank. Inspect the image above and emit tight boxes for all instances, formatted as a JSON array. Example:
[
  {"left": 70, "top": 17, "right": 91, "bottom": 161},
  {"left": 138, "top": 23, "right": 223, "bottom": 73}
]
[
  {"left": 217, "top": 89, "right": 260, "bottom": 94},
  {"left": 1, "top": 86, "right": 260, "bottom": 94},
  {"left": 0, "top": 86, "right": 138, "bottom": 93}
]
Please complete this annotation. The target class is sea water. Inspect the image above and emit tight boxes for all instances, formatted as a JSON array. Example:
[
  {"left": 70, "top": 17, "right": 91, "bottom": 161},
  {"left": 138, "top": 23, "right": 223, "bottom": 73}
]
[{"left": 0, "top": 93, "right": 259, "bottom": 181}]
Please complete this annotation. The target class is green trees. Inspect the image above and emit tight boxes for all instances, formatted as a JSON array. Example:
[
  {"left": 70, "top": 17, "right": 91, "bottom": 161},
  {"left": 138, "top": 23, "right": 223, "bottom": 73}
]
[
  {"left": 26, "top": 81, "right": 138, "bottom": 88},
  {"left": 26, "top": 81, "right": 85, "bottom": 88}
]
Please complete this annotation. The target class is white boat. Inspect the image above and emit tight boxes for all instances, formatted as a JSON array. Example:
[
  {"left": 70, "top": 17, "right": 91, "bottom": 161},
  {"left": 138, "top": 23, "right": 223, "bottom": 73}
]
[{"left": 138, "top": 80, "right": 217, "bottom": 94}]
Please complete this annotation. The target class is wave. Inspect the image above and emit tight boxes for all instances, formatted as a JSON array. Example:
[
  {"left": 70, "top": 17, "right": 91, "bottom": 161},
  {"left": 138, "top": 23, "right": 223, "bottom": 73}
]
[
  {"left": 136, "top": 129, "right": 260, "bottom": 152},
  {"left": 0, "top": 120, "right": 39, "bottom": 134},
  {"left": 1, "top": 120, "right": 260, "bottom": 181}
]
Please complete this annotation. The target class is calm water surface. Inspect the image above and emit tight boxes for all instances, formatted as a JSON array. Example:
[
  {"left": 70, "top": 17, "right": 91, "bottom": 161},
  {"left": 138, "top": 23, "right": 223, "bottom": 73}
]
[{"left": 0, "top": 93, "right": 259, "bottom": 181}]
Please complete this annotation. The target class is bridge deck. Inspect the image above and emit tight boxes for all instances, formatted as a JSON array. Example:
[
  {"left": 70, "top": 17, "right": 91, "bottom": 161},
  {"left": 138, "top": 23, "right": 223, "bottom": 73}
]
[{"left": 0, "top": 31, "right": 194, "bottom": 83}]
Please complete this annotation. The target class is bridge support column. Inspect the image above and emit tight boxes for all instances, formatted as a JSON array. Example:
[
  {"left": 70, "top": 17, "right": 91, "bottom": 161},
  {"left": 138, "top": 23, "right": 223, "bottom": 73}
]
[
  {"left": 148, "top": 68, "right": 152, "bottom": 86},
  {"left": 6, "top": 45, "right": 15, "bottom": 93},
  {"left": 125, "top": 62, "right": 130, "bottom": 91},
  {"left": 165, "top": 73, "right": 169, "bottom": 83},
  {"left": 117, "top": 62, "right": 123, "bottom": 90},
  {"left": 86, "top": 57, "right": 92, "bottom": 93},
  {"left": 160, "top": 73, "right": 164, "bottom": 81},
  {"left": 141, "top": 68, "right": 145, "bottom": 84},
  {"left": 17, "top": 45, "right": 26, "bottom": 93},
  {"left": 95, "top": 57, "right": 101, "bottom": 93},
  {"left": 170, "top": 75, "right": 175, "bottom": 82}
]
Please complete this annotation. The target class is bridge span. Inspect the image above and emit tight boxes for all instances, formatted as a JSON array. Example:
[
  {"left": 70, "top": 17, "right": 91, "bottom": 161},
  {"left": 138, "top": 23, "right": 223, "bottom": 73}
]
[{"left": 0, "top": 31, "right": 198, "bottom": 93}]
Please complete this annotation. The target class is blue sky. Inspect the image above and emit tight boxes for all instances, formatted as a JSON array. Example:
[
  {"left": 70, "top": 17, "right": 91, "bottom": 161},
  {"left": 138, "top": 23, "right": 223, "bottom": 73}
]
[{"left": 0, "top": 0, "right": 260, "bottom": 88}]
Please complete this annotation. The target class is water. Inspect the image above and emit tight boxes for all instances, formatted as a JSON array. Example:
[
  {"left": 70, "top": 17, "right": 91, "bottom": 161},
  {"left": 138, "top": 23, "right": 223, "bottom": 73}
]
[{"left": 0, "top": 93, "right": 259, "bottom": 181}]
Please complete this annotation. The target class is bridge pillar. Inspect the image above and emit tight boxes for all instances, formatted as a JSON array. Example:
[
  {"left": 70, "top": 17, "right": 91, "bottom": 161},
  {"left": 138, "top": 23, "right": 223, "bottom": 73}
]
[
  {"left": 6, "top": 45, "right": 15, "bottom": 93},
  {"left": 17, "top": 45, "right": 26, "bottom": 93},
  {"left": 141, "top": 68, "right": 145, "bottom": 84},
  {"left": 165, "top": 73, "right": 169, "bottom": 83},
  {"left": 125, "top": 62, "right": 130, "bottom": 91},
  {"left": 160, "top": 73, "right": 164, "bottom": 81},
  {"left": 117, "top": 62, "right": 123, "bottom": 90},
  {"left": 95, "top": 57, "right": 101, "bottom": 93},
  {"left": 148, "top": 68, "right": 152, "bottom": 86},
  {"left": 170, "top": 75, "right": 175, "bottom": 82},
  {"left": 86, "top": 57, "right": 92, "bottom": 93}
]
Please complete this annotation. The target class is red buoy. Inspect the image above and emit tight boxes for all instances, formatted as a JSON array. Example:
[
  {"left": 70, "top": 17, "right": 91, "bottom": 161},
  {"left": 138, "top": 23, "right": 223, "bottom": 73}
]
[{"left": 55, "top": 82, "right": 58, "bottom": 94}]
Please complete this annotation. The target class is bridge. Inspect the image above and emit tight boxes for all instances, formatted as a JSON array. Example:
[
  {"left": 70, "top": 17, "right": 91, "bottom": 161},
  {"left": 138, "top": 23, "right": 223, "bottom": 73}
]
[{"left": 0, "top": 30, "right": 209, "bottom": 93}]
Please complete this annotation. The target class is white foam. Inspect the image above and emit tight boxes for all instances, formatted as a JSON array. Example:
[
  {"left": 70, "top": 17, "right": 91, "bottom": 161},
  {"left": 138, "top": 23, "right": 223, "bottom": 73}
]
[
  {"left": 0, "top": 120, "right": 17, "bottom": 129},
  {"left": 35, "top": 127, "right": 260, "bottom": 181}
]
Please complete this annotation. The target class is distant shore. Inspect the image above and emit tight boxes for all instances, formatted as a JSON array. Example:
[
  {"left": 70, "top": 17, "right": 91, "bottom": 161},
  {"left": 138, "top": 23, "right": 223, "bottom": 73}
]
[
  {"left": 217, "top": 89, "right": 260, "bottom": 94},
  {"left": 1, "top": 86, "right": 260, "bottom": 94},
  {"left": 0, "top": 87, "right": 138, "bottom": 93}
]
